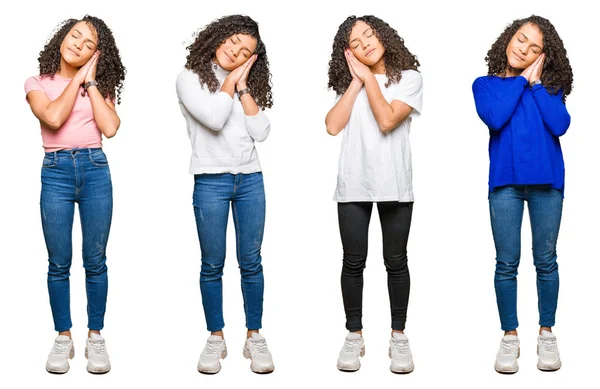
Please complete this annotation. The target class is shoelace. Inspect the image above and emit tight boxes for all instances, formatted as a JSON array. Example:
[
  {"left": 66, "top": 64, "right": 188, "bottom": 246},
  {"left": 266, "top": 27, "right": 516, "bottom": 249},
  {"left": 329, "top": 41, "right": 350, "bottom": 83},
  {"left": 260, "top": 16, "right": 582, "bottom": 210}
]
[
  {"left": 343, "top": 338, "right": 362, "bottom": 353},
  {"left": 89, "top": 340, "right": 106, "bottom": 356},
  {"left": 251, "top": 339, "right": 269, "bottom": 355},
  {"left": 540, "top": 337, "right": 556, "bottom": 353},
  {"left": 204, "top": 340, "right": 223, "bottom": 355},
  {"left": 391, "top": 339, "right": 409, "bottom": 355},
  {"left": 52, "top": 341, "right": 70, "bottom": 355},
  {"left": 501, "top": 340, "right": 519, "bottom": 355}
]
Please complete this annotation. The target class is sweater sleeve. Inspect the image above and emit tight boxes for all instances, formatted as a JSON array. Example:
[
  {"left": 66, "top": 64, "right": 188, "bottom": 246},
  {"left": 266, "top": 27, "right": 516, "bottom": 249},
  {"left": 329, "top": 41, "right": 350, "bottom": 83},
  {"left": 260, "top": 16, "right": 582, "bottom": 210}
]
[
  {"left": 531, "top": 85, "right": 570, "bottom": 137},
  {"left": 244, "top": 109, "right": 270, "bottom": 142},
  {"left": 472, "top": 76, "right": 528, "bottom": 131},
  {"left": 176, "top": 70, "right": 234, "bottom": 131}
]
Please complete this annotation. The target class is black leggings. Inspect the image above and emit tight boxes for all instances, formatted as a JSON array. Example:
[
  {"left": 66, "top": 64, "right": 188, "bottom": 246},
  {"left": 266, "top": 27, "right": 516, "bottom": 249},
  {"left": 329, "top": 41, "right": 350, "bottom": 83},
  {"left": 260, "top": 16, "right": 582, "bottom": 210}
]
[{"left": 338, "top": 201, "right": 413, "bottom": 332}]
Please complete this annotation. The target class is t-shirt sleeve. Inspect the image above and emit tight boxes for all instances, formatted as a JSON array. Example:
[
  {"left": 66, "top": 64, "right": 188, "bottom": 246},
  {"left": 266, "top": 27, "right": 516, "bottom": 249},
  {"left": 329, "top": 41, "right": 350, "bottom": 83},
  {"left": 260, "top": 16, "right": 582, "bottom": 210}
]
[
  {"left": 389, "top": 70, "right": 423, "bottom": 117},
  {"left": 24, "top": 76, "right": 45, "bottom": 103}
]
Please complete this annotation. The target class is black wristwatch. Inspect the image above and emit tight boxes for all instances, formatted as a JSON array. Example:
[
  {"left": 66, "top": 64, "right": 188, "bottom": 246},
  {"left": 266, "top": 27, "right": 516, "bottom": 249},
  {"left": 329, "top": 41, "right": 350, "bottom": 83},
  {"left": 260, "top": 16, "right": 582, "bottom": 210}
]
[{"left": 84, "top": 80, "right": 99, "bottom": 90}]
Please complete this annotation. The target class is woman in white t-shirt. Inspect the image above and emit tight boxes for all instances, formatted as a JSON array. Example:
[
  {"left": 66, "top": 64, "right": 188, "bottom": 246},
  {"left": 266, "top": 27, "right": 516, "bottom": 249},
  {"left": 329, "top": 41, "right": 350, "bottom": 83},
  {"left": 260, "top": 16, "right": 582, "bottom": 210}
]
[{"left": 325, "top": 15, "right": 423, "bottom": 374}]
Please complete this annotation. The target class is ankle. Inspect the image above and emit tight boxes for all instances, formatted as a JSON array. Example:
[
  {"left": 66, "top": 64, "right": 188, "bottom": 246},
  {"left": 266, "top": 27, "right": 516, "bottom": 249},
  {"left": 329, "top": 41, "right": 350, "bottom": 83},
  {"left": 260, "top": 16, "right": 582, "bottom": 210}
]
[
  {"left": 247, "top": 329, "right": 259, "bottom": 338},
  {"left": 211, "top": 330, "right": 224, "bottom": 338},
  {"left": 504, "top": 330, "right": 518, "bottom": 336},
  {"left": 58, "top": 330, "right": 72, "bottom": 338},
  {"left": 88, "top": 329, "right": 101, "bottom": 338},
  {"left": 540, "top": 327, "right": 552, "bottom": 335},
  {"left": 392, "top": 330, "right": 404, "bottom": 336}
]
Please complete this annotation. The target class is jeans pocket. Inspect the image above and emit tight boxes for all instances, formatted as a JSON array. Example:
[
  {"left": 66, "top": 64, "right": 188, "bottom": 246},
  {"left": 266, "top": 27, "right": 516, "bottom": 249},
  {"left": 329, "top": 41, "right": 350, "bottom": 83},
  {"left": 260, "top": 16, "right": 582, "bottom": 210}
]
[
  {"left": 42, "top": 154, "right": 57, "bottom": 168},
  {"left": 89, "top": 149, "right": 109, "bottom": 167}
]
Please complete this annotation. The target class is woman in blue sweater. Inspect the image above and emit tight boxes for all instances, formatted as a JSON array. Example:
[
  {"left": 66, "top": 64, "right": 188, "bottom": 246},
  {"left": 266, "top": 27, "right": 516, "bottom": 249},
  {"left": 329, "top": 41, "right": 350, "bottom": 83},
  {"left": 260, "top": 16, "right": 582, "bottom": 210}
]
[{"left": 472, "top": 15, "right": 573, "bottom": 374}]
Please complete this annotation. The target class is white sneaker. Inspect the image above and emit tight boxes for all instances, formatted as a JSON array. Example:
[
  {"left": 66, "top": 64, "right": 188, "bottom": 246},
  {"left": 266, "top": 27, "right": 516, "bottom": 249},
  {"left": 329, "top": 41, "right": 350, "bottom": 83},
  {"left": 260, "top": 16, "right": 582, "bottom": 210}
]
[
  {"left": 85, "top": 333, "right": 111, "bottom": 374},
  {"left": 537, "top": 330, "right": 561, "bottom": 371},
  {"left": 337, "top": 333, "right": 365, "bottom": 372},
  {"left": 243, "top": 333, "right": 274, "bottom": 373},
  {"left": 46, "top": 335, "right": 74, "bottom": 373},
  {"left": 494, "top": 335, "right": 520, "bottom": 373},
  {"left": 197, "top": 335, "right": 227, "bottom": 374},
  {"left": 389, "top": 333, "right": 414, "bottom": 373}
]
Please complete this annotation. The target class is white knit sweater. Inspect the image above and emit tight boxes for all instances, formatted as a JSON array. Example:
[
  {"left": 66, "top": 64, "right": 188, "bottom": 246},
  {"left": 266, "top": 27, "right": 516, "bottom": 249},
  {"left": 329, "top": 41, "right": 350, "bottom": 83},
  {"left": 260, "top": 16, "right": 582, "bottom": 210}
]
[{"left": 176, "top": 64, "right": 270, "bottom": 174}]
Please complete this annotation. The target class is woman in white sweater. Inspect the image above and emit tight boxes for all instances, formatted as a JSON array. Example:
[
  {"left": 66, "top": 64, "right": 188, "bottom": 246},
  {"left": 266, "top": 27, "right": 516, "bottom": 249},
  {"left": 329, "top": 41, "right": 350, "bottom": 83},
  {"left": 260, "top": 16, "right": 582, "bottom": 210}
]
[{"left": 176, "top": 14, "right": 274, "bottom": 374}]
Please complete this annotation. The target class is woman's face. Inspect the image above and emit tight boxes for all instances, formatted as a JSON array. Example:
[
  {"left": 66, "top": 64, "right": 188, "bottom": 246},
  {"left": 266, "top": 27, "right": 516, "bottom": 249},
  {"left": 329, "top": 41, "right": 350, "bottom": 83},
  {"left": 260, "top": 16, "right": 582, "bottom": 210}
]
[
  {"left": 506, "top": 23, "right": 544, "bottom": 71},
  {"left": 348, "top": 20, "right": 385, "bottom": 68},
  {"left": 60, "top": 21, "right": 98, "bottom": 68},
  {"left": 215, "top": 33, "right": 257, "bottom": 71}
]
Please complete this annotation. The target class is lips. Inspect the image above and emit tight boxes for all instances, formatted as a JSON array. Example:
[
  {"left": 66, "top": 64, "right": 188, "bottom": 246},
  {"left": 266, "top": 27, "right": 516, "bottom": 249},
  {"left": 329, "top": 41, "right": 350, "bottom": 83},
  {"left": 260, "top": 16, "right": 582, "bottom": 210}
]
[
  {"left": 365, "top": 48, "right": 376, "bottom": 57},
  {"left": 67, "top": 47, "right": 80, "bottom": 57},
  {"left": 224, "top": 51, "right": 234, "bottom": 63},
  {"left": 512, "top": 51, "right": 525, "bottom": 62}
]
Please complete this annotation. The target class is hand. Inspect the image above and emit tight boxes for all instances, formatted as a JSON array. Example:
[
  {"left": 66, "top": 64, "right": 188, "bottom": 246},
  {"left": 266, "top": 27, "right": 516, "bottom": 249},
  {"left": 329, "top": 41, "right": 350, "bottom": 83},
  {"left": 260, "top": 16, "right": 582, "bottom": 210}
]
[
  {"left": 529, "top": 53, "right": 545, "bottom": 84},
  {"left": 75, "top": 51, "right": 99, "bottom": 84},
  {"left": 236, "top": 54, "right": 257, "bottom": 90},
  {"left": 225, "top": 55, "right": 255, "bottom": 89},
  {"left": 346, "top": 50, "right": 371, "bottom": 82},
  {"left": 520, "top": 53, "right": 543, "bottom": 82},
  {"left": 344, "top": 49, "right": 361, "bottom": 82}
]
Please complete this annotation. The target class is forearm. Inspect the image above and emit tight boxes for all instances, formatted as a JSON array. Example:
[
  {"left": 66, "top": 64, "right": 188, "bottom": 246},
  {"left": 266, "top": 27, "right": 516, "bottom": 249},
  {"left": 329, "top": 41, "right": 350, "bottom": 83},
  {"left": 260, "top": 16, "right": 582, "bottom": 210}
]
[
  {"left": 364, "top": 74, "right": 397, "bottom": 132},
  {"left": 239, "top": 92, "right": 259, "bottom": 116},
  {"left": 473, "top": 76, "right": 528, "bottom": 131},
  {"left": 325, "top": 80, "right": 362, "bottom": 136},
  {"left": 40, "top": 81, "right": 81, "bottom": 130},
  {"left": 88, "top": 86, "right": 120, "bottom": 138},
  {"left": 532, "top": 85, "right": 570, "bottom": 137}
]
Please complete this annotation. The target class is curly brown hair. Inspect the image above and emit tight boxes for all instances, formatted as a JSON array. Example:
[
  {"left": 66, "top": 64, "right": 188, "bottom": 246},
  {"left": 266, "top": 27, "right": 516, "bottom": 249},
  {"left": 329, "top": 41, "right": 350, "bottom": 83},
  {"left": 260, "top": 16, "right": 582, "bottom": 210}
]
[
  {"left": 38, "top": 15, "right": 126, "bottom": 104},
  {"left": 486, "top": 15, "right": 573, "bottom": 101},
  {"left": 328, "top": 15, "right": 419, "bottom": 94},
  {"left": 185, "top": 14, "right": 273, "bottom": 109}
]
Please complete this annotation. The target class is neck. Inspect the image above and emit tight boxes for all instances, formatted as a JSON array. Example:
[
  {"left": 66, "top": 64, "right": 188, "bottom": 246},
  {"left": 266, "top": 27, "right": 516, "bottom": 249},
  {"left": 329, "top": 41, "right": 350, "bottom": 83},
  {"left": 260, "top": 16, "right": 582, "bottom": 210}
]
[
  {"left": 505, "top": 66, "right": 522, "bottom": 77},
  {"left": 56, "top": 57, "right": 78, "bottom": 79},
  {"left": 370, "top": 58, "right": 386, "bottom": 75}
]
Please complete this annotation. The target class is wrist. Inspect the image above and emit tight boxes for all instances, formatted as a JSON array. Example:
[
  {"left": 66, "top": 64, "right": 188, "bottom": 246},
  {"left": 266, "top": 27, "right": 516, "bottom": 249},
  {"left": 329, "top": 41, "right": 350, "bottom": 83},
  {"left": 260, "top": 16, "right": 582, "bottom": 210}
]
[
  {"left": 84, "top": 80, "right": 99, "bottom": 90},
  {"left": 530, "top": 79, "right": 542, "bottom": 87},
  {"left": 236, "top": 82, "right": 247, "bottom": 90}
]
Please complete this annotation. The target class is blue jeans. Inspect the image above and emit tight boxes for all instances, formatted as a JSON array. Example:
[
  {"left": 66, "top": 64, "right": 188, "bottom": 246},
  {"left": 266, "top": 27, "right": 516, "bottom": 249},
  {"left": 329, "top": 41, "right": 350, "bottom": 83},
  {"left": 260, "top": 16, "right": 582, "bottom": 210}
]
[
  {"left": 40, "top": 149, "right": 113, "bottom": 332},
  {"left": 489, "top": 185, "right": 563, "bottom": 331},
  {"left": 193, "top": 173, "right": 266, "bottom": 332}
]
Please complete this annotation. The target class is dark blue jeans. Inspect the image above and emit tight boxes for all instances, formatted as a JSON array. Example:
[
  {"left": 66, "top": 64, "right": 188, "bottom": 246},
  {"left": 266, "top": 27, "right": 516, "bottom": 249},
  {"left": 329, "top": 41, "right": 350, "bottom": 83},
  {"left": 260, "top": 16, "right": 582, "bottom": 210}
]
[
  {"left": 489, "top": 185, "right": 563, "bottom": 331},
  {"left": 193, "top": 173, "right": 266, "bottom": 332},
  {"left": 40, "top": 148, "right": 113, "bottom": 332}
]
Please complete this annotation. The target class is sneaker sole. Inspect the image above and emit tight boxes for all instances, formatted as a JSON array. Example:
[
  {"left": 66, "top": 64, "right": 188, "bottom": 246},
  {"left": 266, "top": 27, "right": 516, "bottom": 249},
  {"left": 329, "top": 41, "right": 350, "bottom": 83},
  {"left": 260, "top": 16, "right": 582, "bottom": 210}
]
[
  {"left": 494, "top": 362, "right": 519, "bottom": 374},
  {"left": 46, "top": 345, "right": 74, "bottom": 374},
  {"left": 390, "top": 362, "right": 414, "bottom": 374},
  {"left": 243, "top": 347, "right": 274, "bottom": 374},
  {"left": 85, "top": 347, "right": 111, "bottom": 374},
  {"left": 198, "top": 348, "right": 227, "bottom": 374},
  {"left": 337, "top": 345, "right": 365, "bottom": 372}
]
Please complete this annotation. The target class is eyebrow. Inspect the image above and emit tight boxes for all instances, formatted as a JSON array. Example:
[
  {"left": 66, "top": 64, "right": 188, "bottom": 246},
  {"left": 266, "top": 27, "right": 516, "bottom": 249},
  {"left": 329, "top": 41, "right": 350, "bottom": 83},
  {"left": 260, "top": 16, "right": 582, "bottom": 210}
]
[
  {"left": 73, "top": 28, "right": 97, "bottom": 46},
  {"left": 350, "top": 27, "right": 373, "bottom": 43},
  {"left": 519, "top": 32, "right": 542, "bottom": 49}
]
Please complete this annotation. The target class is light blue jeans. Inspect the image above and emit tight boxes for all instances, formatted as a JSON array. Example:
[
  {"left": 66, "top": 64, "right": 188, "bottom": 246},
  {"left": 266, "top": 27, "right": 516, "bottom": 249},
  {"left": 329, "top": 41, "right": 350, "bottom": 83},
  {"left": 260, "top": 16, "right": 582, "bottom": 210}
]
[
  {"left": 40, "top": 148, "right": 112, "bottom": 332},
  {"left": 193, "top": 173, "right": 266, "bottom": 332},
  {"left": 489, "top": 185, "right": 563, "bottom": 331}
]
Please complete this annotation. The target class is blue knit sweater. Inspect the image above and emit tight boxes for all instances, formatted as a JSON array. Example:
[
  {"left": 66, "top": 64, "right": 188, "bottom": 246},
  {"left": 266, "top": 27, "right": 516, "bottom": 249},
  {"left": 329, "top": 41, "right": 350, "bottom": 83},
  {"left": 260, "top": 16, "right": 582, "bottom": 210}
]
[{"left": 473, "top": 75, "right": 570, "bottom": 195}]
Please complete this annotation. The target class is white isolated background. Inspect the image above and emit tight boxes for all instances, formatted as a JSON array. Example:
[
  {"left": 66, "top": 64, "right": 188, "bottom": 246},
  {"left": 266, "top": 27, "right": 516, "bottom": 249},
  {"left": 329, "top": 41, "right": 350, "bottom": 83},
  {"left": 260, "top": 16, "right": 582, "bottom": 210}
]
[{"left": 0, "top": 0, "right": 596, "bottom": 388}]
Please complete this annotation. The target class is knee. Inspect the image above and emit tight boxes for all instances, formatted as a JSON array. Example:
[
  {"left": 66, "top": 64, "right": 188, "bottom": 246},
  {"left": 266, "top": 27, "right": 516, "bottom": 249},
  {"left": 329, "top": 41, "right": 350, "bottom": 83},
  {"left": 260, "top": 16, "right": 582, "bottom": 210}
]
[
  {"left": 83, "top": 256, "right": 107, "bottom": 276},
  {"left": 48, "top": 259, "right": 71, "bottom": 280},
  {"left": 342, "top": 253, "right": 367, "bottom": 275},
  {"left": 201, "top": 259, "right": 225, "bottom": 280},
  {"left": 495, "top": 253, "right": 520, "bottom": 279},
  {"left": 239, "top": 258, "right": 263, "bottom": 277},
  {"left": 534, "top": 252, "right": 558, "bottom": 274},
  {"left": 383, "top": 252, "right": 408, "bottom": 274}
]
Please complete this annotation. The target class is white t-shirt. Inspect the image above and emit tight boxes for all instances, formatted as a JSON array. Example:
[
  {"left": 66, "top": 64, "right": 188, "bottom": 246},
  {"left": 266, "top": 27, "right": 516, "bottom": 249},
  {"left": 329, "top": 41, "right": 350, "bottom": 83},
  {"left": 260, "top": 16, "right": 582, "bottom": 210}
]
[
  {"left": 333, "top": 70, "right": 423, "bottom": 202},
  {"left": 176, "top": 65, "right": 270, "bottom": 174}
]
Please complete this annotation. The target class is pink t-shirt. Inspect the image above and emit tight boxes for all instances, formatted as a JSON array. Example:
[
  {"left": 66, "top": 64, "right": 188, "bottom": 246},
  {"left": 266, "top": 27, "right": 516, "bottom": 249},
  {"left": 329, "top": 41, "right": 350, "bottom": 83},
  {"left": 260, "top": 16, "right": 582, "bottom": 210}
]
[{"left": 24, "top": 75, "right": 102, "bottom": 151}]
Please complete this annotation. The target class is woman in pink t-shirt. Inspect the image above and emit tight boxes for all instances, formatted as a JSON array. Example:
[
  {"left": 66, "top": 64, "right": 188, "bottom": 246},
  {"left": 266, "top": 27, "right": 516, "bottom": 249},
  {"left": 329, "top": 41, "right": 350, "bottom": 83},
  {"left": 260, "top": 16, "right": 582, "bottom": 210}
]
[{"left": 24, "top": 15, "right": 125, "bottom": 375}]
